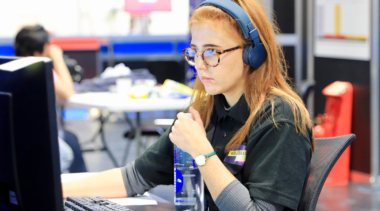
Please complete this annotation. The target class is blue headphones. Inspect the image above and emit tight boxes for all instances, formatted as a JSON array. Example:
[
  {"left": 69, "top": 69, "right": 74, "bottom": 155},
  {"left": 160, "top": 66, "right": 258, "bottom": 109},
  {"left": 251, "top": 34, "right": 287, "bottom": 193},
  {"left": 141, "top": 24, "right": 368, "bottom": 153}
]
[{"left": 197, "top": 0, "right": 267, "bottom": 68}]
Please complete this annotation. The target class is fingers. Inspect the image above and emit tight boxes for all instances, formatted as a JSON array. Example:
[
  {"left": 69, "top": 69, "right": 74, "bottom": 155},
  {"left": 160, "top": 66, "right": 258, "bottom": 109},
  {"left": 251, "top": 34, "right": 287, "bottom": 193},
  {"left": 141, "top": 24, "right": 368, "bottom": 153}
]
[
  {"left": 189, "top": 106, "right": 204, "bottom": 127},
  {"left": 169, "top": 122, "right": 178, "bottom": 142},
  {"left": 177, "top": 112, "right": 193, "bottom": 123},
  {"left": 50, "top": 44, "right": 62, "bottom": 50},
  {"left": 189, "top": 107, "right": 200, "bottom": 119},
  {"left": 48, "top": 45, "right": 63, "bottom": 59},
  {"left": 177, "top": 112, "right": 187, "bottom": 120},
  {"left": 171, "top": 119, "right": 180, "bottom": 134},
  {"left": 169, "top": 132, "right": 174, "bottom": 142},
  {"left": 170, "top": 121, "right": 178, "bottom": 135}
]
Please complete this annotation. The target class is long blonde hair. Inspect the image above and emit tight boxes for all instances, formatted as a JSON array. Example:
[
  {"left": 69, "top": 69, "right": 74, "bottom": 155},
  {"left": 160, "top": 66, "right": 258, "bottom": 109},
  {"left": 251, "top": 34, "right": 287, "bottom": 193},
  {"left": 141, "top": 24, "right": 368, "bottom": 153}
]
[{"left": 189, "top": 0, "right": 315, "bottom": 153}]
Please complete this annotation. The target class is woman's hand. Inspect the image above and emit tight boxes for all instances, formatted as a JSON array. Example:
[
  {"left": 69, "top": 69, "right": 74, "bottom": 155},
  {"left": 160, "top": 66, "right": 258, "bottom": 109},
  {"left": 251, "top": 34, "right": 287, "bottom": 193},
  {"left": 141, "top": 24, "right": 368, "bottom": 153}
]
[
  {"left": 169, "top": 106, "right": 213, "bottom": 158},
  {"left": 48, "top": 44, "right": 64, "bottom": 61},
  {"left": 47, "top": 44, "right": 75, "bottom": 100}
]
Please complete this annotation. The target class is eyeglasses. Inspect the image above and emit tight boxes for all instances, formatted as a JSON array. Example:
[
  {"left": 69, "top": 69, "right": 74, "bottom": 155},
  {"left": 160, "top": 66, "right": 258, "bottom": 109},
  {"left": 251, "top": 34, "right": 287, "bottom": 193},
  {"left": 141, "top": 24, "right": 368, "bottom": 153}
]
[{"left": 182, "top": 46, "right": 240, "bottom": 67}]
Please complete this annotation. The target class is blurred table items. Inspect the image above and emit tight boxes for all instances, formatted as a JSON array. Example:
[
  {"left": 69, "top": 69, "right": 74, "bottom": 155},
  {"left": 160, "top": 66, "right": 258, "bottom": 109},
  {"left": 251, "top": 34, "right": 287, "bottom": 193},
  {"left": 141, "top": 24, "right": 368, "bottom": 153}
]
[
  {"left": 101, "top": 63, "right": 131, "bottom": 78},
  {"left": 158, "top": 79, "right": 193, "bottom": 99},
  {"left": 75, "top": 67, "right": 156, "bottom": 93}
]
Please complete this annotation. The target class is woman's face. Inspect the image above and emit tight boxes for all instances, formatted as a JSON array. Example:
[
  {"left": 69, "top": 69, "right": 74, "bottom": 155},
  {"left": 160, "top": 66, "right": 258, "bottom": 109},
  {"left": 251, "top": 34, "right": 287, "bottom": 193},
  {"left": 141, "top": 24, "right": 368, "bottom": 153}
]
[{"left": 190, "top": 22, "right": 249, "bottom": 98}]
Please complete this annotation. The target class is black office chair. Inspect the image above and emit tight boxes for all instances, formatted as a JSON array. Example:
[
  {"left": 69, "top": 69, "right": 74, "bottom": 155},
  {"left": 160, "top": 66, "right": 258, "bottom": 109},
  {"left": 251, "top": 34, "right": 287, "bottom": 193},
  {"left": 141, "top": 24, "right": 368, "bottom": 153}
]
[
  {"left": 296, "top": 80, "right": 316, "bottom": 105},
  {"left": 299, "top": 134, "right": 356, "bottom": 211}
]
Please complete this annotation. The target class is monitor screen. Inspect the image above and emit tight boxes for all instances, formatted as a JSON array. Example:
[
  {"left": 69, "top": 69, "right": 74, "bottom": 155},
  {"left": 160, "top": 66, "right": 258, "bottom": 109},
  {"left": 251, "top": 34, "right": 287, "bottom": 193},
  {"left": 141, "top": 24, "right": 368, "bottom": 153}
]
[
  {"left": 124, "top": 0, "right": 171, "bottom": 15},
  {"left": 0, "top": 93, "right": 17, "bottom": 210},
  {"left": 0, "top": 57, "right": 63, "bottom": 211}
]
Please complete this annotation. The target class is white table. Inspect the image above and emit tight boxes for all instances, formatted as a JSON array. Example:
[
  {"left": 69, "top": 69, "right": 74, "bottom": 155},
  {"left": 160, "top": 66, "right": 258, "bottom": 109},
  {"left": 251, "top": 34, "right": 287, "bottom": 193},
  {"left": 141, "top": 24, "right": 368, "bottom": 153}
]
[
  {"left": 65, "top": 92, "right": 190, "bottom": 167},
  {"left": 66, "top": 92, "right": 190, "bottom": 112}
]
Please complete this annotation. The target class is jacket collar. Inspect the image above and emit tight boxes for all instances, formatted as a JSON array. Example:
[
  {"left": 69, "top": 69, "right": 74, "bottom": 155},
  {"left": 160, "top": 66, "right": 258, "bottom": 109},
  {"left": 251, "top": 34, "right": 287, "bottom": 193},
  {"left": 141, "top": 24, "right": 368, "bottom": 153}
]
[{"left": 214, "top": 94, "right": 250, "bottom": 123}]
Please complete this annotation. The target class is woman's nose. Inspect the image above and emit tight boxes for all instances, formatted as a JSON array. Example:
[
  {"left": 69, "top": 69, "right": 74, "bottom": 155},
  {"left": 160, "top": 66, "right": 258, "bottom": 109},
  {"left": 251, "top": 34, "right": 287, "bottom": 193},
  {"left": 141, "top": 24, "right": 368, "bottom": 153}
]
[{"left": 194, "top": 54, "right": 208, "bottom": 71}]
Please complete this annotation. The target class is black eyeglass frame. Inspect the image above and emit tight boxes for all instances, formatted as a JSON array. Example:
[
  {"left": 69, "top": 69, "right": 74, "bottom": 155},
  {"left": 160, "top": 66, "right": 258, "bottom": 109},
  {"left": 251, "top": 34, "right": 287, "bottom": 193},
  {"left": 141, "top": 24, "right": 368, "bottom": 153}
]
[{"left": 182, "top": 46, "right": 240, "bottom": 67}]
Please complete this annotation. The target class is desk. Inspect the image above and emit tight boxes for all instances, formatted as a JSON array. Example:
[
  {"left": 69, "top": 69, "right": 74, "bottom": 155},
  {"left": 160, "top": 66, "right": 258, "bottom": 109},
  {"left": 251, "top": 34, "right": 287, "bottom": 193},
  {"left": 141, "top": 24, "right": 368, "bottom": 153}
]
[
  {"left": 61, "top": 173, "right": 174, "bottom": 211},
  {"left": 66, "top": 93, "right": 190, "bottom": 112},
  {"left": 65, "top": 92, "right": 190, "bottom": 167}
]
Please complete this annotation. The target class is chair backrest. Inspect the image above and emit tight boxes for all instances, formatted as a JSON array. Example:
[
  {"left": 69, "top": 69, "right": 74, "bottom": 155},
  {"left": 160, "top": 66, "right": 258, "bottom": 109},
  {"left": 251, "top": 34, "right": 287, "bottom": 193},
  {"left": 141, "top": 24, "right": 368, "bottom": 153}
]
[
  {"left": 298, "top": 134, "right": 356, "bottom": 211},
  {"left": 297, "top": 80, "right": 316, "bottom": 105}
]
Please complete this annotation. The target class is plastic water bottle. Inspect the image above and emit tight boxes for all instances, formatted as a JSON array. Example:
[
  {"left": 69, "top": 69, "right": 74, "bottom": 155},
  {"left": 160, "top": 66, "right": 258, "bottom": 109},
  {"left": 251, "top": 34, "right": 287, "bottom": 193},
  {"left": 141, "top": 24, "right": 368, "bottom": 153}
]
[{"left": 174, "top": 113, "right": 204, "bottom": 211}]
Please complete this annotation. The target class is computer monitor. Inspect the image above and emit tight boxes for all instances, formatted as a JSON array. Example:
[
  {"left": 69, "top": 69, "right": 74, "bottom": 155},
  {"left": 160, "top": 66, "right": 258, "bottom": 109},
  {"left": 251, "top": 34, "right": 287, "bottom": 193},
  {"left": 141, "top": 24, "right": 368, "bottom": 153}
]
[
  {"left": 0, "top": 57, "right": 63, "bottom": 210},
  {"left": 0, "top": 56, "right": 16, "bottom": 66}
]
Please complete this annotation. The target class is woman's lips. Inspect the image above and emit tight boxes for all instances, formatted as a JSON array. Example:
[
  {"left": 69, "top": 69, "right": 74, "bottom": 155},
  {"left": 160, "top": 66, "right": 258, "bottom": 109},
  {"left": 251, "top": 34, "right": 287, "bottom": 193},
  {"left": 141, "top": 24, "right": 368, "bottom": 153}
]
[{"left": 200, "top": 76, "right": 213, "bottom": 83}]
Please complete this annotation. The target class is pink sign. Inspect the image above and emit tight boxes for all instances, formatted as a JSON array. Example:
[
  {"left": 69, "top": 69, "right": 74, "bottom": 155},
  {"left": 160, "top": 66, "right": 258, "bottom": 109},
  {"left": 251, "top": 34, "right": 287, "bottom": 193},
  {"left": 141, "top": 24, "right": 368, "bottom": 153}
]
[{"left": 125, "top": 0, "right": 171, "bottom": 15}]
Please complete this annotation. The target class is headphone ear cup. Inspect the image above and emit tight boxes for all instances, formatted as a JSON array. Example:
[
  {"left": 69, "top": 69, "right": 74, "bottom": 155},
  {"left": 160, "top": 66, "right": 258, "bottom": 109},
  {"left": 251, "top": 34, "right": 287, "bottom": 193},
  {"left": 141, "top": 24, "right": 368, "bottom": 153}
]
[
  {"left": 243, "top": 44, "right": 253, "bottom": 66},
  {"left": 243, "top": 43, "right": 268, "bottom": 68},
  {"left": 250, "top": 43, "right": 267, "bottom": 68}
]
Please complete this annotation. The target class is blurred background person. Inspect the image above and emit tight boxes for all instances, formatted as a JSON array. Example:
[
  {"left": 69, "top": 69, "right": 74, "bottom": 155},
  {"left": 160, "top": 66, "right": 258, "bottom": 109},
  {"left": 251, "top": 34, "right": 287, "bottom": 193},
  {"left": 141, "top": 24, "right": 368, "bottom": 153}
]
[
  {"left": 14, "top": 25, "right": 87, "bottom": 173},
  {"left": 14, "top": 25, "right": 74, "bottom": 100}
]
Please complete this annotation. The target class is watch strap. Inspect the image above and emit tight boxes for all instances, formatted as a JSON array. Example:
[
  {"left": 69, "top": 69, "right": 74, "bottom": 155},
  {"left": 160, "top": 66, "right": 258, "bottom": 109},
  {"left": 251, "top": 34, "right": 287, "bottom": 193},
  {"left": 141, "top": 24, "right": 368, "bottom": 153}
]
[{"left": 205, "top": 151, "right": 216, "bottom": 159}]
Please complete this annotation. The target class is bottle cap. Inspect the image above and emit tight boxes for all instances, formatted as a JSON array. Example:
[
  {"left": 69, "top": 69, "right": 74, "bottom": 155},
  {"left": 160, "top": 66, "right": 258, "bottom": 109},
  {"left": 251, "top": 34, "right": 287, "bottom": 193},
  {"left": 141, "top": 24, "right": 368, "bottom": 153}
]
[{"left": 184, "top": 113, "right": 193, "bottom": 120}]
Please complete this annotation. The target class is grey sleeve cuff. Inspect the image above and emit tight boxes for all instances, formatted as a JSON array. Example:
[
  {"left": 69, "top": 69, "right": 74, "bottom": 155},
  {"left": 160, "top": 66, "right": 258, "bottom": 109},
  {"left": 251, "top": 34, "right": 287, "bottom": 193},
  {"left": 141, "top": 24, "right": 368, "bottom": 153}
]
[
  {"left": 120, "top": 161, "right": 157, "bottom": 197},
  {"left": 215, "top": 180, "right": 284, "bottom": 211}
]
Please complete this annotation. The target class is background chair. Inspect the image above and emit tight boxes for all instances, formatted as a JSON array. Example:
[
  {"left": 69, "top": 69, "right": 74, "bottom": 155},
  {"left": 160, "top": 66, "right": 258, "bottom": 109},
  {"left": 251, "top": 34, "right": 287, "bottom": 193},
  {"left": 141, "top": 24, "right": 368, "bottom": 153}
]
[
  {"left": 299, "top": 134, "right": 356, "bottom": 211},
  {"left": 296, "top": 80, "right": 316, "bottom": 105}
]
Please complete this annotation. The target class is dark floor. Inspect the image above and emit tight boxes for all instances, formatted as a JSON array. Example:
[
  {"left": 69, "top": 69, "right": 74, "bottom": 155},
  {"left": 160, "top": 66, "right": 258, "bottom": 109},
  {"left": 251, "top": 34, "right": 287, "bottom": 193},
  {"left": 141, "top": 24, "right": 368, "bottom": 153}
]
[{"left": 63, "top": 114, "right": 380, "bottom": 210}]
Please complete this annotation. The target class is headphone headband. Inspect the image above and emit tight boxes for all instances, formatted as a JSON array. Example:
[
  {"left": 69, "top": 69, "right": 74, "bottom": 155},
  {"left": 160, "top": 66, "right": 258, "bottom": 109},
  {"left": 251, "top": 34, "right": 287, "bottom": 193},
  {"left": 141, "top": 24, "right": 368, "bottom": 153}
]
[{"left": 197, "top": 0, "right": 255, "bottom": 40}]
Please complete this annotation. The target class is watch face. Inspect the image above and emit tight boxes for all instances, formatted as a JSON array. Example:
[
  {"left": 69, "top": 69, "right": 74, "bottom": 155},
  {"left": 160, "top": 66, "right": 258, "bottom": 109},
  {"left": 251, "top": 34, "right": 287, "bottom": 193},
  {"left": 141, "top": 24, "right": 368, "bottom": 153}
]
[{"left": 195, "top": 155, "right": 206, "bottom": 166}]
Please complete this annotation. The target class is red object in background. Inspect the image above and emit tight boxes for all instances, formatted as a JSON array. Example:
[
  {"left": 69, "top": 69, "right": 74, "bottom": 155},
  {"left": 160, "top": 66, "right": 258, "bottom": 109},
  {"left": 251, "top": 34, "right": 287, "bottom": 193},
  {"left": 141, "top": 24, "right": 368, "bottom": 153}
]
[
  {"left": 50, "top": 37, "right": 100, "bottom": 51},
  {"left": 125, "top": 0, "right": 171, "bottom": 15},
  {"left": 314, "top": 81, "right": 353, "bottom": 186}
]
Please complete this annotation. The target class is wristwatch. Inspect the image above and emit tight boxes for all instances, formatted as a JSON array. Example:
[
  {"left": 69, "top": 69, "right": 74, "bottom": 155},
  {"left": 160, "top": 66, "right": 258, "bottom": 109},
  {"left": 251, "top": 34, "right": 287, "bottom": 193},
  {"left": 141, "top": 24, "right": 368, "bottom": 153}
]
[{"left": 194, "top": 151, "right": 217, "bottom": 166}]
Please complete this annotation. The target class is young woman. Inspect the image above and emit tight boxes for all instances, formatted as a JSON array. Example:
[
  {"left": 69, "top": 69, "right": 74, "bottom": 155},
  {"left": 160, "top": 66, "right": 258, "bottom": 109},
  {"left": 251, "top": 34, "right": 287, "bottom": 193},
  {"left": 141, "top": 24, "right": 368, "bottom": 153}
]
[{"left": 63, "top": 0, "right": 314, "bottom": 210}]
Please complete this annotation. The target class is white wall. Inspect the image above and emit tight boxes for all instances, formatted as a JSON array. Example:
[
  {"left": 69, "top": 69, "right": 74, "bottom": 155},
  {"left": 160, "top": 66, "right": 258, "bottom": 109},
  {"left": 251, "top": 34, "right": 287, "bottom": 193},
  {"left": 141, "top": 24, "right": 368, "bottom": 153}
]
[{"left": 0, "top": 0, "right": 189, "bottom": 38}]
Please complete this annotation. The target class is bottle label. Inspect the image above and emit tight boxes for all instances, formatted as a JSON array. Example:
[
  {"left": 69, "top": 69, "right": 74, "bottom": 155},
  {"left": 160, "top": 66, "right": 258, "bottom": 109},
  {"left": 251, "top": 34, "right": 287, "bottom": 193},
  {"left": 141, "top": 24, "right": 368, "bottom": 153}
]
[
  {"left": 175, "top": 197, "right": 197, "bottom": 206},
  {"left": 175, "top": 168, "right": 184, "bottom": 193}
]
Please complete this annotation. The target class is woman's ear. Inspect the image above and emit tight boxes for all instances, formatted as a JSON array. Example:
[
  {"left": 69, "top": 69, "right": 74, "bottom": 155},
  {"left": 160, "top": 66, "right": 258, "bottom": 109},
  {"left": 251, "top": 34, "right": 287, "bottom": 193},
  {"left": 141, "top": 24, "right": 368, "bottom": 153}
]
[{"left": 244, "top": 63, "right": 251, "bottom": 74}]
